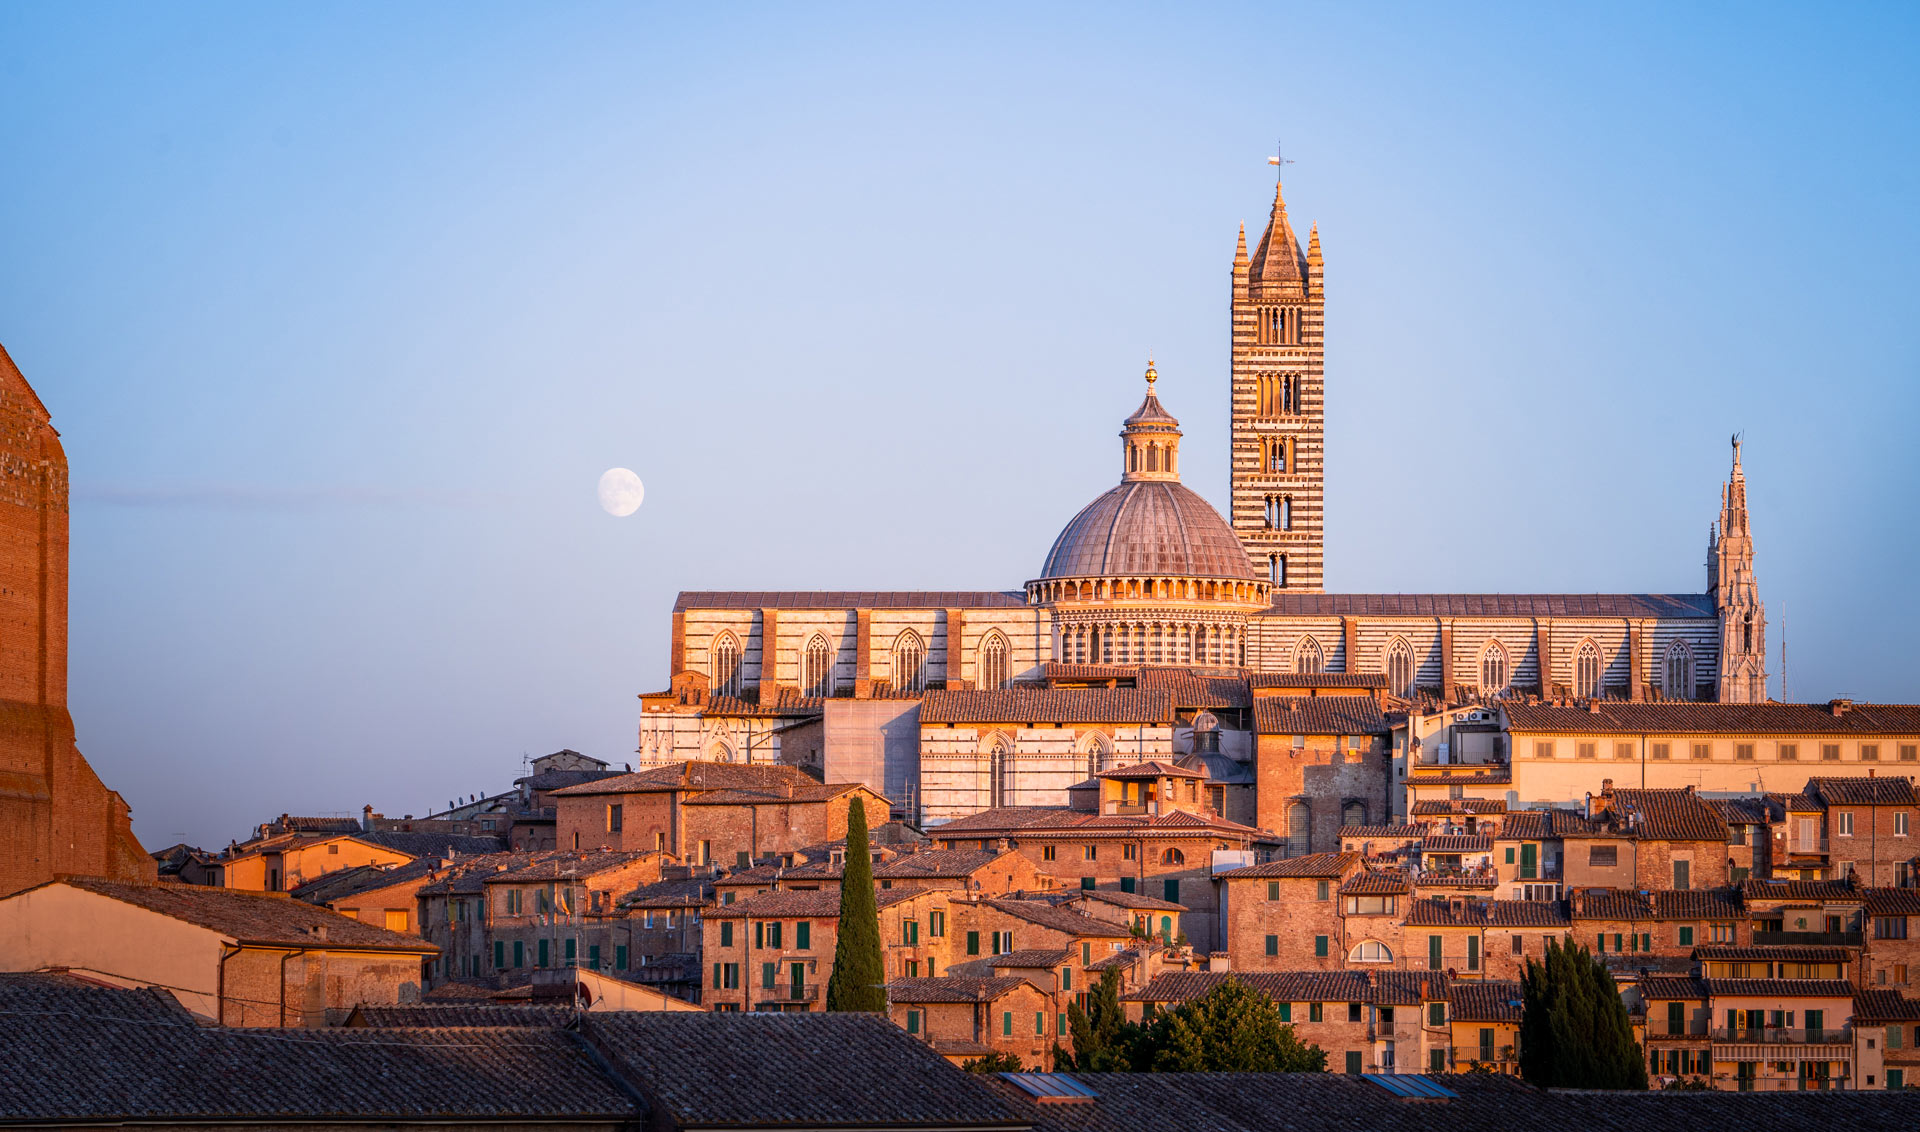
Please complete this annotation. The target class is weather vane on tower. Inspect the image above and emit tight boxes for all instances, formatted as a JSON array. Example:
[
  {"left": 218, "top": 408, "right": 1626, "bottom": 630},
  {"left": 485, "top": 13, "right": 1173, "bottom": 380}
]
[{"left": 1268, "top": 139, "right": 1294, "bottom": 183}]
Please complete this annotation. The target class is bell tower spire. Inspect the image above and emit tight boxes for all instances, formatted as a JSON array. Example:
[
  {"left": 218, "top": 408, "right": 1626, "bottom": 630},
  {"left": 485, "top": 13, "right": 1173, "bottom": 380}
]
[
  {"left": 1230, "top": 152, "right": 1325, "bottom": 591},
  {"left": 1710, "top": 435, "right": 1767, "bottom": 702}
]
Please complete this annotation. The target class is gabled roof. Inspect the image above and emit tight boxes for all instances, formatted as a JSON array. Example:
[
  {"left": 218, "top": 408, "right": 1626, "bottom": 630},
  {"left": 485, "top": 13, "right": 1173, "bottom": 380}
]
[
  {"left": 681, "top": 782, "right": 871, "bottom": 806},
  {"left": 289, "top": 858, "right": 442, "bottom": 904},
  {"left": 1124, "top": 970, "right": 1447, "bottom": 1006},
  {"left": 873, "top": 848, "right": 1018, "bottom": 881},
  {"left": 550, "top": 760, "right": 822, "bottom": 797},
  {"left": 1422, "top": 834, "right": 1493, "bottom": 852},
  {"left": 1405, "top": 899, "right": 1570, "bottom": 928},
  {"left": 1640, "top": 975, "right": 1707, "bottom": 1000},
  {"left": 1339, "top": 871, "right": 1411, "bottom": 896},
  {"left": 1249, "top": 672, "right": 1389, "bottom": 690},
  {"left": 984, "top": 950, "right": 1072, "bottom": 969},
  {"left": 1097, "top": 760, "right": 1205, "bottom": 780},
  {"left": 1266, "top": 593, "right": 1715, "bottom": 618},
  {"left": 620, "top": 877, "right": 716, "bottom": 909},
  {"left": 1252, "top": 696, "right": 1390, "bottom": 736},
  {"left": 1854, "top": 989, "right": 1920, "bottom": 1022},
  {"left": 920, "top": 688, "right": 1174, "bottom": 725},
  {"left": 349, "top": 1004, "right": 572, "bottom": 1027},
  {"left": 704, "top": 888, "right": 921, "bottom": 919},
  {"left": 1339, "top": 824, "right": 1426, "bottom": 840},
  {"left": 1653, "top": 888, "right": 1744, "bottom": 920},
  {"left": 35, "top": 877, "right": 435, "bottom": 953},
  {"left": 484, "top": 850, "right": 660, "bottom": 884},
  {"left": 1068, "top": 888, "right": 1186, "bottom": 911},
  {"left": 674, "top": 590, "right": 1027, "bottom": 612},
  {"left": 1741, "top": 877, "right": 1862, "bottom": 903},
  {"left": 985, "top": 899, "right": 1133, "bottom": 939},
  {"left": 1136, "top": 666, "right": 1253, "bottom": 708},
  {"left": 1864, "top": 888, "right": 1920, "bottom": 916},
  {"left": 1609, "top": 788, "right": 1729, "bottom": 842}
]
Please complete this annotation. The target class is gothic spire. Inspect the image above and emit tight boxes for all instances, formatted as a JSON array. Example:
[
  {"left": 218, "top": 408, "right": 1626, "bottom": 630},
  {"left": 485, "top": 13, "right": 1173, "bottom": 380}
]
[
  {"left": 1248, "top": 176, "right": 1307, "bottom": 291},
  {"left": 1234, "top": 222, "right": 1249, "bottom": 267}
]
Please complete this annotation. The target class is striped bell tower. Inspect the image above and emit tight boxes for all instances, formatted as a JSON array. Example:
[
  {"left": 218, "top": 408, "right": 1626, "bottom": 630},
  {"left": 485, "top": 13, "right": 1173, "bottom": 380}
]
[{"left": 1230, "top": 175, "right": 1325, "bottom": 591}]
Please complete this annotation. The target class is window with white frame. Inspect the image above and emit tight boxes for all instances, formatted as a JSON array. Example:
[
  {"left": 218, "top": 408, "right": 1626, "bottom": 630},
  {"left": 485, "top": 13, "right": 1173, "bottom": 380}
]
[
  {"left": 1480, "top": 641, "right": 1509, "bottom": 695},
  {"left": 978, "top": 632, "right": 1010, "bottom": 690},
  {"left": 1574, "top": 641, "right": 1602, "bottom": 699},
  {"left": 710, "top": 632, "right": 741, "bottom": 697},
  {"left": 802, "top": 634, "right": 834, "bottom": 698},
  {"left": 1662, "top": 641, "right": 1693, "bottom": 701},
  {"left": 891, "top": 630, "right": 925, "bottom": 694}
]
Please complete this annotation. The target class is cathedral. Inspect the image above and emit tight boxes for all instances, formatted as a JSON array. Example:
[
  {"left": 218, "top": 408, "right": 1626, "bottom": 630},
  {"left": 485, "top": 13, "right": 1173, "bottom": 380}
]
[{"left": 639, "top": 173, "right": 1768, "bottom": 822}]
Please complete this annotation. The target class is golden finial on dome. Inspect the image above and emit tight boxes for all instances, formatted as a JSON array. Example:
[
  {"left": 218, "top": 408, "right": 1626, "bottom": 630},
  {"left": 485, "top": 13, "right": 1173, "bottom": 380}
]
[{"left": 1144, "top": 355, "right": 1157, "bottom": 386}]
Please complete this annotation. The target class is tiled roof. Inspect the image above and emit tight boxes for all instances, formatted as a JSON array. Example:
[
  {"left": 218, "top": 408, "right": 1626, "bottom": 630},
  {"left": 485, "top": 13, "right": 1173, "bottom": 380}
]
[
  {"left": 1698, "top": 978, "right": 1857, "bottom": 998},
  {"left": 920, "top": 688, "right": 1174, "bottom": 725},
  {"left": 1422, "top": 834, "right": 1493, "bottom": 852},
  {"left": 1097, "top": 759, "right": 1205, "bottom": 780},
  {"left": 1807, "top": 776, "right": 1920, "bottom": 806},
  {"left": 1641, "top": 976, "right": 1708, "bottom": 1000},
  {"left": 1694, "top": 945, "right": 1853, "bottom": 962},
  {"left": 289, "top": 858, "right": 441, "bottom": 904},
  {"left": 1854, "top": 989, "right": 1920, "bottom": 1022},
  {"left": 934, "top": 805, "right": 1271, "bottom": 842},
  {"left": 674, "top": 590, "right": 1026, "bottom": 612},
  {"left": 350, "top": 1004, "right": 572, "bottom": 1027},
  {"left": 1218, "top": 851, "right": 1356, "bottom": 879},
  {"left": 1252, "top": 696, "right": 1390, "bottom": 736},
  {"left": 701, "top": 688, "right": 826, "bottom": 718},
  {"left": 1774, "top": 791, "right": 1825, "bottom": 814},
  {"left": 1572, "top": 890, "right": 1654, "bottom": 921},
  {"left": 986, "top": 899, "right": 1132, "bottom": 939},
  {"left": 515, "top": 768, "right": 624, "bottom": 790},
  {"left": 705, "top": 888, "right": 919, "bottom": 919},
  {"left": 1863, "top": 888, "right": 1920, "bottom": 916},
  {"left": 49, "top": 877, "right": 436, "bottom": 952},
  {"left": 1708, "top": 796, "right": 1777, "bottom": 825},
  {"left": 1405, "top": 899, "right": 1571, "bottom": 928},
  {"left": 1504, "top": 700, "right": 1920, "bottom": 736},
  {"left": 0, "top": 974, "right": 634, "bottom": 1123},
  {"left": 985, "top": 949, "right": 1071, "bottom": 969},
  {"left": 1069, "top": 889, "right": 1186, "bottom": 911},
  {"left": 579, "top": 1011, "right": 1020, "bottom": 1128},
  {"left": 1448, "top": 980, "right": 1524, "bottom": 1022},
  {"left": 415, "top": 851, "right": 558, "bottom": 896},
  {"left": 1412, "top": 798, "right": 1507, "bottom": 815},
  {"left": 351, "top": 830, "right": 512, "bottom": 857},
  {"left": 1124, "top": 970, "right": 1446, "bottom": 1006},
  {"left": 619, "top": 877, "right": 715, "bottom": 909},
  {"left": 1340, "top": 824, "right": 1426, "bottom": 839},
  {"left": 1610, "top": 789, "right": 1729, "bottom": 842},
  {"left": 886, "top": 976, "right": 1036, "bottom": 1003},
  {"left": 1248, "top": 672, "right": 1389, "bottom": 689},
  {"left": 550, "top": 760, "right": 821, "bottom": 796},
  {"left": 1136, "top": 666, "right": 1253, "bottom": 708},
  {"left": 485, "top": 850, "right": 658, "bottom": 884},
  {"left": 1408, "top": 765, "right": 1513, "bottom": 785},
  {"left": 936, "top": 806, "right": 1091, "bottom": 833},
  {"left": 1741, "top": 878, "right": 1862, "bottom": 903},
  {"left": 1043, "top": 661, "right": 1143, "bottom": 682},
  {"left": 872, "top": 848, "right": 1015, "bottom": 880},
  {"left": 1338, "top": 870, "right": 1411, "bottom": 895},
  {"left": 1653, "top": 889, "right": 1744, "bottom": 920},
  {"left": 1088, "top": 945, "right": 1157, "bottom": 971}
]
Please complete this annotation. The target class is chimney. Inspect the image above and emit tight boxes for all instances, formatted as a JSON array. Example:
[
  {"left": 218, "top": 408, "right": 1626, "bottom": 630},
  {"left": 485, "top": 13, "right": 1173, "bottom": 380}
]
[
  {"left": 1830, "top": 698, "right": 1852, "bottom": 716},
  {"left": 1584, "top": 792, "right": 1593, "bottom": 820},
  {"left": 362, "top": 805, "right": 374, "bottom": 831}
]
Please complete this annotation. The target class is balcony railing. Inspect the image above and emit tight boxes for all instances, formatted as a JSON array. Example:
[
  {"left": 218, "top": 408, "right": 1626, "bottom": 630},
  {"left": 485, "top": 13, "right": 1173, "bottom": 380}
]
[
  {"left": 1647, "top": 1021, "right": 1711, "bottom": 1038},
  {"left": 1786, "top": 838, "right": 1829, "bottom": 855},
  {"left": 1750, "top": 930, "right": 1862, "bottom": 946},
  {"left": 755, "top": 982, "right": 818, "bottom": 1003},
  {"left": 1710, "top": 1026, "right": 1852, "bottom": 1045}
]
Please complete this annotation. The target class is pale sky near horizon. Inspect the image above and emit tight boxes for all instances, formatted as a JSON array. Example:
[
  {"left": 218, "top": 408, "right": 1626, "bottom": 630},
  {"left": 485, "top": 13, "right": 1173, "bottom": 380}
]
[{"left": 2, "top": 2, "right": 1916, "bottom": 847}]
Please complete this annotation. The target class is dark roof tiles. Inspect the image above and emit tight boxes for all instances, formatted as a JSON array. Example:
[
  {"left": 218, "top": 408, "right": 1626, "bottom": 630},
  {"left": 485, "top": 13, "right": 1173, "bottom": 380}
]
[{"left": 920, "top": 688, "right": 1174, "bottom": 725}]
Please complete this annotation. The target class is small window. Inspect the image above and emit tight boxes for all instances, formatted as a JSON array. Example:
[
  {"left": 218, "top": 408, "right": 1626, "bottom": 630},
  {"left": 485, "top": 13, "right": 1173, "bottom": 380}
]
[
  {"left": 1267, "top": 880, "right": 1280, "bottom": 901},
  {"left": 1314, "top": 935, "right": 1328, "bottom": 958},
  {"left": 1589, "top": 845, "right": 1618, "bottom": 867},
  {"left": 1577, "top": 742, "right": 1597, "bottom": 760},
  {"left": 1839, "top": 811, "right": 1855, "bottom": 837},
  {"left": 1315, "top": 880, "right": 1329, "bottom": 901},
  {"left": 1534, "top": 741, "right": 1554, "bottom": 760},
  {"left": 1042, "top": 845, "right": 1056, "bottom": 861},
  {"left": 1822, "top": 743, "right": 1841, "bottom": 762},
  {"left": 1862, "top": 744, "right": 1881, "bottom": 762},
  {"left": 1651, "top": 742, "right": 1670, "bottom": 761},
  {"left": 1901, "top": 744, "right": 1917, "bottom": 763},
  {"left": 1347, "top": 940, "right": 1393, "bottom": 963},
  {"left": 1735, "top": 743, "right": 1754, "bottom": 761},
  {"left": 1615, "top": 742, "right": 1635, "bottom": 760},
  {"left": 1085, "top": 845, "right": 1098, "bottom": 861},
  {"left": 607, "top": 804, "right": 624, "bottom": 832},
  {"left": 1266, "top": 934, "right": 1278, "bottom": 956},
  {"left": 1898, "top": 813, "right": 1910, "bottom": 837},
  {"left": 1779, "top": 742, "right": 1798, "bottom": 761},
  {"left": 1691, "top": 742, "right": 1711, "bottom": 761}
]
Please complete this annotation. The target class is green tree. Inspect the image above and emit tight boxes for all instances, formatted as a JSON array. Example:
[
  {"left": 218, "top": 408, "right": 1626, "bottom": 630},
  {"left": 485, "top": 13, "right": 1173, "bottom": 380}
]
[
  {"left": 824, "top": 796, "right": 886, "bottom": 1012},
  {"left": 1135, "top": 979, "right": 1327, "bottom": 1073},
  {"left": 1518, "top": 937, "right": 1646, "bottom": 1089},
  {"left": 961, "top": 1051, "right": 1024, "bottom": 1073},
  {"left": 1057, "top": 968, "right": 1131, "bottom": 1071}
]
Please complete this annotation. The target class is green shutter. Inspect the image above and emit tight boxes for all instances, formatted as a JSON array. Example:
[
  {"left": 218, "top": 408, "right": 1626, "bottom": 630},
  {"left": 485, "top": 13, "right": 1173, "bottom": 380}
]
[
  {"left": 721, "top": 922, "right": 733, "bottom": 947},
  {"left": 1003, "top": 1011, "right": 1012, "bottom": 1036},
  {"left": 1163, "top": 878, "right": 1179, "bottom": 902},
  {"left": 1266, "top": 934, "right": 1279, "bottom": 956},
  {"left": 713, "top": 963, "right": 722, "bottom": 989},
  {"left": 588, "top": 944, "right": 599, "bottom": 969},
  {"left": 1679, "top": 926, "right": 1693, "bottom": 945},
  {"left": 1119, "top": 876, "right": 1135, "bottom": 893},
  {"left": 493, "top": 940, "right": 505, "bottom": 969},
  {"left": 907, "top": 1010, "right": 920, "bottom": 1035},
  {"left": 1081, "top": 876, "right": 1095, "bottom": 890},
  {"left": 537, "top": 939, "right": 549, "bottom": 967},
  {"left": 967, "top": 931, "right": 980, "bottom": 955},
  {"left": 1268, "top": 880, "right": 1279, "bottom": 900},
  {"left": 615, "top": 945, "right": 628, "bottom": 970},
  {"left": 1429, "top": 935, "right": 1442, "bottom": 970},
  {"left": 797, "top": 922, "right": 811, "bottom": 950},
  {"left": 1061, "top": 967, "right": 1072, "bottom": 991},
  {"left": 1467, "top": 936, "right": 1480, "bottom": 970},
  {"left": 1279, "top": 1002, "right": 1291, "bottom": 1022},
  {"left": 1314, "top": 935, "right": 1328, "bottom": 957},
  {"left": 762, "top": 962, "right": 775, "bottom": 989}
]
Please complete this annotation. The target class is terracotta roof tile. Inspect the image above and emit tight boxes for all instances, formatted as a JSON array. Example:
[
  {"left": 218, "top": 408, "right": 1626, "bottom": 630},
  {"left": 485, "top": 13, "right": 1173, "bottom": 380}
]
[
  {"left": 1653, "top": 889, "right": 1744, "bottom": 919},
  {"left": 1741, "top": 878, "right": 1862, "bottom": 903},
  {"left": 1097, "top": 759, "right": 1205, "bottom": 780},
  {"left": 1136, "top": 667, "right": 1253, "bottom": 708},
  {"left": 1448, "top": 980, "right": 1524, "bottom": 1022},
  {"left": 1252, "top": 696, "right": 1390, "bottom": 736},
  {"left": 1807, "top": 776, "right": 1920, "bottom": 806},
  {"left": 1422, "top": 835, "right": 1494, "bottom": 852},
  {"left": 1219, "top": 852, "right": 1357, "bottom": 879},
  {"left": 1069, "top": 889, "right": 1186, "bottom": 911},
  {"left": 1339, "top": 870, "right": 1411, "bottom": 895},
  {"left": 1503, "top": 700, "right": 1920, "bottom": 736},
  {"left": 1864, "top": 888, "right": 1920, "bottom": 916},
  {"left": 1854, "top": 989, "right": 1920, "bottom": 1021},
  {"left": 1698, "top": 978, "right": 1856, "bottom": 997},
  {"left": 551, "top": 761, "right": 821, "bottom": 796},
  {"left": 1609, "top": 789, "right": 1729, "bottom": 842},
  {"left": 985, "top": 899, "right": 1132, "bottom": 939},
  {"left": 920, "top": 688, "right": 1174, "bottom": 725},
  {"left": 485, "top": 850, "right": 659, "bottom": 884},
  {"left": 984, "top": 950, "right": 1071, "bottom": 969},
  {"left": 1266, "top": 593, "right": 1715, "bottom": 618},
  {"left": 872, "top": 849, "right": 1017, "bottom": 880},
  {"left": 349, "top": 1004, "right": 571, "bottom": 1027},
  {"left": 1694, "top": 945, "right": 1853, "bottom": 962},
  {"left": 886, "top": 975, "right": 1036, "bottom": 1002},
  {"left": 1339, "top": 824, "right": 1427, "bottom": 840},
  {"left": 706, "top": 888, "right": 920, "bottom": 919},
  {"left": 51, "top": 877, "right": 435, "bottom": 952},
  {"left": 1412, "top": 798, "right": 1507, "bottom": 815},
  {"left": 1641, "top": 975, "right": 1708, "bottom": 1000}
]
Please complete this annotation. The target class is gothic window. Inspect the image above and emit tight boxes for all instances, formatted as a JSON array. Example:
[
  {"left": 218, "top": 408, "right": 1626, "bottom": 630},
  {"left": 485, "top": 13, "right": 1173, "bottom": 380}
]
[
  {"left": 1287, "top": 803, "right": 1310, "bottom": 857},
  {"left": 1342, "top": 801, "right": 1368, "bottom": 828},
  {"left": 1743, "top": 612, "right": 1753, "bottom": 652},
  {"left": 802, "top": 634, "right": 834, "bottom": 698},
  {"left": 978, "top": 631, "right": 1010, "bottom": 691},
  {"left": 707, "top": 739, "right": 735, "bottom": 763},
  {"left": 1663, "top": 642, "right": 1693, "bottom": 701},
  {"left": 710, "top": 632, "right": 741, "bottom": 698},
  {"left": 1267, "top": 440, "right": 1286, "bottom": 473},
  {"left": 1386, "top": 638, "right": 1416, "bottom": 698},
  {"left": 1295, "top": 636, "right": 1323, "bottom": 674},
  {"left": 988, "top": 737, "right": 1013, "bottom": 808},
  {"left": 1574, "top": 640, "right": 1603, "bottom": 699},
  {"left": 1282, "top": 496, "right": 1292, "bottom": 530},
  {"left": 891, "top": 630, "right": 925, "bottom": 694},
  {"left": 1269, "top": 554, "right": 1282, "bottom": 586},
  {"left": 1480, "top": 642, "right": 1509, "bottom": 696},
  {"left": 1081, "top": 731, "right": 1112, "bottom": 777}
]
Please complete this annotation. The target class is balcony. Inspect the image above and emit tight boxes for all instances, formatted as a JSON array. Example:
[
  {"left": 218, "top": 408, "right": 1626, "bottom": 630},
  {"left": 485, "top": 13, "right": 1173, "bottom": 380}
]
[
  {"left": 1710, "top": 1026, "right": 1852, "bottom": 1045},
  {"left": 754, "top": 982, "right": 819, "bottom": 1004},
  {"left": 1785, "top": 838, "right": 1829, "bottom": 856},
  {"left": 1751, "top": 930, "right": 1862, "bottom": 946},
  {"left": 1646, "top": 1021, "right": 1711, "bottom": 1039}
]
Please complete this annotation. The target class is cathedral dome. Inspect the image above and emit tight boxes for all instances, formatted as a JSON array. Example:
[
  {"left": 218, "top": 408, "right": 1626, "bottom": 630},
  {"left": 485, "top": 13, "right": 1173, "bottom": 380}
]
[{"left": 1040, "top": 478, "right": 1253, "bottom": 580}]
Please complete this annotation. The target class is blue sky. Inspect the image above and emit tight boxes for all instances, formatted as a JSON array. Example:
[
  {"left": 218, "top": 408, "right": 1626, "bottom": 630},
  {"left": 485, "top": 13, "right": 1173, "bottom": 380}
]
[{"left": 2, "top": 3, "right": 1915, "bottom": 847}]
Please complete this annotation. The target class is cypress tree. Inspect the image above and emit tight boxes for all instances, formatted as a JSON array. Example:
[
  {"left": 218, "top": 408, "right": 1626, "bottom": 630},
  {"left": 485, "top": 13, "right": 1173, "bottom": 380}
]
[
  {"left": 1519, "top": 937, "right": 1645, "bottom": 1089},
  {"left": 825, "top": 796, "right": 887, "bottom": 1012}
]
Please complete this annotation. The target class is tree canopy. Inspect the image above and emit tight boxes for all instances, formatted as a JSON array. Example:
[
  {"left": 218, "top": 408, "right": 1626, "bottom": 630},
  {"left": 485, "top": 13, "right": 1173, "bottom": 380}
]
[
  {"left": 1517, "top": 937, "right": 1646, "bottom": 1089},
  {"left": 1056, "top": 972, "right": 1326, "bottom": 1073},
  {"left": 824, "top": 796, "right": 886, "bottom": 1012}
]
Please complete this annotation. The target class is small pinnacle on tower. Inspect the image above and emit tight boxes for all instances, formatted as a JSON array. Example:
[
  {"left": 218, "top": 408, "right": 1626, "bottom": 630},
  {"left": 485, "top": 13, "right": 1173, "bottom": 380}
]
[
  {"left": 1307, "top": 223, "right": 1322, "bottom": 266},
  {"left": 1234, "top": 223, "right": 1249, "bottom": 266}
]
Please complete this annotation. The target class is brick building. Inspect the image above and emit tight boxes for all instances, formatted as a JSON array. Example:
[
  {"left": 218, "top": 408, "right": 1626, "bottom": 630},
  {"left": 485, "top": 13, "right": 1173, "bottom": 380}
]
[
  {"left": 0, "top": 343, "right": 151, "bottom": 897},
  {"left": 887, "top": 975, "right": 1057, "bottom": 1068}
]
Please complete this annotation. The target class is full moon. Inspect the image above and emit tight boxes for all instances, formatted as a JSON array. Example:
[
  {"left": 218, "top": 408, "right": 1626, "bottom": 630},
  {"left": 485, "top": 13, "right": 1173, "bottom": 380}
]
[{"left": 598, "top": 468, "right": 644, "bottom": 516}]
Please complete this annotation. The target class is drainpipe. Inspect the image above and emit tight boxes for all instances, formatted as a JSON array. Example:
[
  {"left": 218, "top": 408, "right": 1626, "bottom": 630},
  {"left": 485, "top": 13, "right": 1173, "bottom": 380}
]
[{"left": 217, "top": 943, "right": 241, "bottom": 1025}]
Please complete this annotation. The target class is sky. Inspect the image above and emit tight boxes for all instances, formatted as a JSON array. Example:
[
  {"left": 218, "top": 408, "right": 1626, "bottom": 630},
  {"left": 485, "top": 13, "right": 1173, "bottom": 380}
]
[{"left": 2, "top": 3, "right": 1916, "bottom": 848}]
